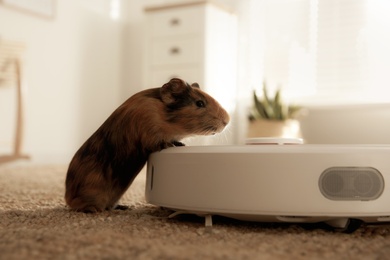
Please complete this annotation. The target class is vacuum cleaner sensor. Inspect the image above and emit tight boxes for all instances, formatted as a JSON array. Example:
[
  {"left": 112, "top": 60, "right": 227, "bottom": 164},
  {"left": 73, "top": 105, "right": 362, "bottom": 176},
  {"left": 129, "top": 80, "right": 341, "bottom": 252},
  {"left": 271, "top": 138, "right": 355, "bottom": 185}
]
[{"left": 145, "top": 144, "right": 390, "bottom": 231}]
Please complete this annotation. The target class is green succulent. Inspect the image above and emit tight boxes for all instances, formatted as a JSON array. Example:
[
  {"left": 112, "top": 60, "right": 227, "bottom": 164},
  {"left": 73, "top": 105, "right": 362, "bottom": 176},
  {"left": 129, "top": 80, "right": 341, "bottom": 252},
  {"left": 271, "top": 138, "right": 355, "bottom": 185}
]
[{"left": 249, "top": 82, "right": 301, "bottom": 121}]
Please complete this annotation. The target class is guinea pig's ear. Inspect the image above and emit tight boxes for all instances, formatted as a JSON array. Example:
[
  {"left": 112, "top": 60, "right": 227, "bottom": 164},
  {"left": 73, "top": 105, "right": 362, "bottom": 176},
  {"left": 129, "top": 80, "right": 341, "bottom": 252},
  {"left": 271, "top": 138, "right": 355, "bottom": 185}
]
[
  {"left": 160, "top": 78, "right": 188, "bottom": 104},
  {"left": 191, "top": 82, "right": 200, "bottom": 88}
]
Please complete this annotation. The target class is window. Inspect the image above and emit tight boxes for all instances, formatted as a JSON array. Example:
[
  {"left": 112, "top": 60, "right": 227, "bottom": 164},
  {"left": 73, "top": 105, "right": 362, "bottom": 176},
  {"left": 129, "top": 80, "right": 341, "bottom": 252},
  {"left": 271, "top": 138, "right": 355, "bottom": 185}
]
[{"left": 247, "top": 0, "right": 390, "bottom": 105}]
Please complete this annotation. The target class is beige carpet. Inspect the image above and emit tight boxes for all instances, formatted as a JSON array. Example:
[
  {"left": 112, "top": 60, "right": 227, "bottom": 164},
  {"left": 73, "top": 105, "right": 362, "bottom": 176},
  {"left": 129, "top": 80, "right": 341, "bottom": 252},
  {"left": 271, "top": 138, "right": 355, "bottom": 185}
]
[{"left": 1, "top": 164, "right": 390, "bottom": 260}]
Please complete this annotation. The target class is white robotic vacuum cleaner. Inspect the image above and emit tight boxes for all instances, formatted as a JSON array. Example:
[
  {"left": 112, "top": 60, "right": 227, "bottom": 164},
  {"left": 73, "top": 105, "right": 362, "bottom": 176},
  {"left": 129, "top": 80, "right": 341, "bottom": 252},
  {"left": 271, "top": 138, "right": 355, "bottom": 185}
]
[{"left": 145, "top": 138, "right": 390, "bottom": 232}]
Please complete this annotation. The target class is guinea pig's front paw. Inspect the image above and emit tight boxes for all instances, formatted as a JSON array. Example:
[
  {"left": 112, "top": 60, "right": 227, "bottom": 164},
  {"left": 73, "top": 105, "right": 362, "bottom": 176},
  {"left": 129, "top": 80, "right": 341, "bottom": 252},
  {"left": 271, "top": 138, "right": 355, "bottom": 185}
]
[
  {"left": 159, "top": 142, "right": 174, "bottom": 150},
  {"left": 159, "top": 141, "right": 185, "bottom": 150},
  {"left": 172, "top": 141, "right": 185, "bottom": 147}
]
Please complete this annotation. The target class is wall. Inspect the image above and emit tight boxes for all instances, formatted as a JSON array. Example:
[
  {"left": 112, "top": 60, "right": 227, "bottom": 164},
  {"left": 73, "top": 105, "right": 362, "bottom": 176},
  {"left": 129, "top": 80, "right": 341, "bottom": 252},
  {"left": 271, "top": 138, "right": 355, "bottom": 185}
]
[
  {"left": 1, "top": 0, "right": 389, "bottom": 165},
  {"left": 0, "top": 0, "right": 237, "bottom": 164},
  {"left": 0, "top": 0, "right": 124, "bottom": 163}
]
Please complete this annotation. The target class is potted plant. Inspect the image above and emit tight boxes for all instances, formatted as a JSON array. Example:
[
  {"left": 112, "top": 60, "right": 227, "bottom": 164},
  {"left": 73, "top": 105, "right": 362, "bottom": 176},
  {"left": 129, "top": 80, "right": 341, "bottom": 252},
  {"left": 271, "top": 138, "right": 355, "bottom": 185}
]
[{"left": 247, "top": 82, "right": 303, "bottom": 139}]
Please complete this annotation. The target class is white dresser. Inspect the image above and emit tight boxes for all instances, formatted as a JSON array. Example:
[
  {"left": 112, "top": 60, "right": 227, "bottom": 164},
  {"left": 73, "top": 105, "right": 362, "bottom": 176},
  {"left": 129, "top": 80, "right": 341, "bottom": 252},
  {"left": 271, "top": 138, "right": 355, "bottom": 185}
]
[{"left": 143, "top": 0, "right": 237, "bottom": 115}]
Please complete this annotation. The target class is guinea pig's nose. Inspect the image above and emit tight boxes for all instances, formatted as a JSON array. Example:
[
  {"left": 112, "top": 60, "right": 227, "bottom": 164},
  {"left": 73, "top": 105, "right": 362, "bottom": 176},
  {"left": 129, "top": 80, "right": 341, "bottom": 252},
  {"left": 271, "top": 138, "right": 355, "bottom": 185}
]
[
  {"left": 219, "top": 109, "right": 230, "bottom": 127},
  {"left": 222, "top": 115, "right": 230, "bottom": 126}
]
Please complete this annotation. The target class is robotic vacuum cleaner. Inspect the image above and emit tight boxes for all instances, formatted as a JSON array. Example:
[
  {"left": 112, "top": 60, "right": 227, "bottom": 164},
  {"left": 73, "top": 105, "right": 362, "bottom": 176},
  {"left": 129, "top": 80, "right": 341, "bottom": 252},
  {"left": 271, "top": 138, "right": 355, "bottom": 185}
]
[{"left": 145, "top": 138, "right": 390, "bottom": 232}]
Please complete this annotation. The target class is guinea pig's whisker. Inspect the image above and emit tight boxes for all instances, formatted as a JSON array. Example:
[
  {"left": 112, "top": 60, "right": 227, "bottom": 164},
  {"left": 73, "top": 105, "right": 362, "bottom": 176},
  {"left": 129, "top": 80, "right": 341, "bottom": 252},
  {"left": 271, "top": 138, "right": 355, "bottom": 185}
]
[{"left": 202, "top": 125, "right": 217, "bottom": 135}]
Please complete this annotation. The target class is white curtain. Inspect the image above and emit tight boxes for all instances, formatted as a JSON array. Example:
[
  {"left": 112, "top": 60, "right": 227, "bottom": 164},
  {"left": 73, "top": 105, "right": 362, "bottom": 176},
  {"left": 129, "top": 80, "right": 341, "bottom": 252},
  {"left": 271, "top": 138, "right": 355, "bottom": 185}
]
[{"left": 235, "top": 0, "right": 390, "bottom": 102}]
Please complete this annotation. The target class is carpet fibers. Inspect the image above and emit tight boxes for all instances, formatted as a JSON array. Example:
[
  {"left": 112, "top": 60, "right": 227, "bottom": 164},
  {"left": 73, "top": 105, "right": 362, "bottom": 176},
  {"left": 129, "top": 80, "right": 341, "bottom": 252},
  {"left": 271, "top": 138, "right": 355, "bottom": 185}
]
[{"left": 1, "top": 164, "right": 390, "bottom": 260}]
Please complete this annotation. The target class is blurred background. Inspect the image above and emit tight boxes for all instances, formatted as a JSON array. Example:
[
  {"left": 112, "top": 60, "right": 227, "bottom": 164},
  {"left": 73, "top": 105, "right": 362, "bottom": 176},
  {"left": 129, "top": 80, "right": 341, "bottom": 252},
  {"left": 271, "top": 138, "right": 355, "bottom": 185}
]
[{"left": 1, "top": 0, "right": 390, "bottom": 164}]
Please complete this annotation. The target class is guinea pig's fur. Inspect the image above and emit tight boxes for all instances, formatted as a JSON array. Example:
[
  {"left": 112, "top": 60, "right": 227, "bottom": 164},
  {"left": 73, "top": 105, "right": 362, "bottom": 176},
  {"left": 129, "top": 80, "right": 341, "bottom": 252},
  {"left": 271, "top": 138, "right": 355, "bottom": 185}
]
[{"left": 65, "top": 78, "right": 230, "bottom": 213}]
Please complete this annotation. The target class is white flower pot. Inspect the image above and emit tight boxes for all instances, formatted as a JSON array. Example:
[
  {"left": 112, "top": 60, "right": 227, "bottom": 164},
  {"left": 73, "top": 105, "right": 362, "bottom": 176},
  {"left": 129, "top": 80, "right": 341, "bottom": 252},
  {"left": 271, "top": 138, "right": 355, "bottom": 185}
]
[{"left": 247, "top": 119, "right": 302, "bottom": 139}]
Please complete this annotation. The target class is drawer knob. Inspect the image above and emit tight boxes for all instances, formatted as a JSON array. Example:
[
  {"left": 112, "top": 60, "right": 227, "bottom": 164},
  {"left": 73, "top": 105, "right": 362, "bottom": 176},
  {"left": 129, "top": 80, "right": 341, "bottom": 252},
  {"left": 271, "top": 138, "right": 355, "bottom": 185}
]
[
  {"left": 170, "top": 47, "right": 180, "bottom": 55},
  {"left": 170, "top": 18, "right": 180, "bottom": 26}
]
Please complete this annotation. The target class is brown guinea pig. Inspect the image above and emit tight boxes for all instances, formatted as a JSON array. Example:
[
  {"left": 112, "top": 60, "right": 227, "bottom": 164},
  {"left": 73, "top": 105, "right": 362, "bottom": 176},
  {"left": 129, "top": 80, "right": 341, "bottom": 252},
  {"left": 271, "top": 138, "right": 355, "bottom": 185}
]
[{"left": 65, "top": 78, "right": 230, "bottom": 213}]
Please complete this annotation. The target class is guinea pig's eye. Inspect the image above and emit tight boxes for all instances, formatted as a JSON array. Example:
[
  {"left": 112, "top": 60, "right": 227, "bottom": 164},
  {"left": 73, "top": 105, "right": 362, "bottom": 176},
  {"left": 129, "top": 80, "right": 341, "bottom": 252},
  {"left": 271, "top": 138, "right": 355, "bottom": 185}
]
[{"left": 196, "top": 100, "right": 205, "bottom": 108}]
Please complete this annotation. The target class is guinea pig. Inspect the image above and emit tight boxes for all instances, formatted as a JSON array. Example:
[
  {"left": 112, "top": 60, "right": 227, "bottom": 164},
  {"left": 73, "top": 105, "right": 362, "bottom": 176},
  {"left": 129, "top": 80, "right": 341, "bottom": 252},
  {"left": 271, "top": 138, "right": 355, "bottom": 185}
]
[{"left": 65, "top": 78, "right": 230, "bottom": 213}]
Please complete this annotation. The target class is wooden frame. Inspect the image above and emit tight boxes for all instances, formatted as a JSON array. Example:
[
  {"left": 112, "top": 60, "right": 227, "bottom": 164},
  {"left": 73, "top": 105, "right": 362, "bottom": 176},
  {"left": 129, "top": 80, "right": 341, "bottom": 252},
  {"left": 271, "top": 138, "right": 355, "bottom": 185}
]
[
  {"left": 0, "top": 41, "right": 29, "bottom": 164},
  {"left": 0, "top": 0, "right": 56, "bottom": 19}
]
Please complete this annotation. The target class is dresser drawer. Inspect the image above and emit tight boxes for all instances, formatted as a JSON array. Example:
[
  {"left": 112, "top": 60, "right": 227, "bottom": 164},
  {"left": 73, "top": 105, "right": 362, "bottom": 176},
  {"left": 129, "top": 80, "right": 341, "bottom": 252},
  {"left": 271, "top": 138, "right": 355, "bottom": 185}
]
[
  {"left": 147, "top": 5, "right": 204, "bottom": 37},
  {"left": 149, "top": 67, "right": 203, "bottom": 87},
  {"left": 150, "top": 37, "right": 202, "bottom": 66}
]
